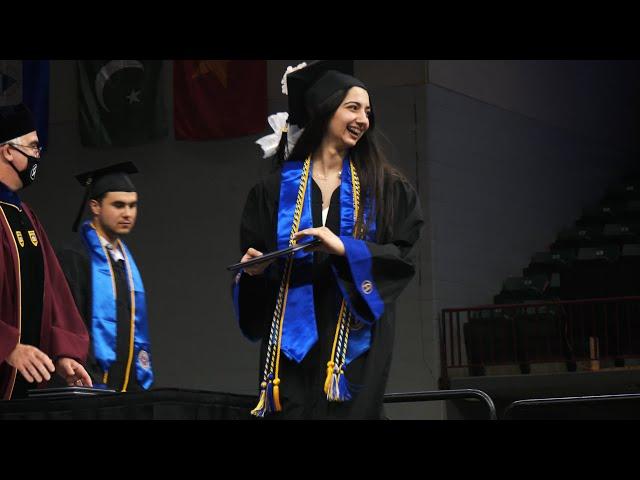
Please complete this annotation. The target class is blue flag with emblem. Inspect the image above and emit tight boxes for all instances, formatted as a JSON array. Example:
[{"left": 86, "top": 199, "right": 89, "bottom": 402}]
[{"left": 0, "top": 60, "right": 49, "bottom": 149}]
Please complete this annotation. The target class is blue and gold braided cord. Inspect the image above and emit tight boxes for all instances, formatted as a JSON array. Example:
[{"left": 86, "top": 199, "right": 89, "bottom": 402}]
[
  {"left": 251, "top": 156, "right": 311, "bottom": 416},
  {"left": 325, "top": 159, "right": 361, "bottom": 402}
]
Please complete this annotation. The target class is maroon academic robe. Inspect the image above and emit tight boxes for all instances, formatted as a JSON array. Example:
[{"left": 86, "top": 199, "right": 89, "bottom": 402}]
[{"left": 0, "top": 202, "right": 89, "bottom": 399}]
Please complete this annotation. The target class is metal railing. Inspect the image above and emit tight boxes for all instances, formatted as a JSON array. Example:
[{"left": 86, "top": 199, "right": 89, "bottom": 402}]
[
  {"left": 383, "top": 388, "right": 497, "bottom": 420},
  {"left": 503, "top": 393, "right": 640, "bottom": 420},
  {"left": 440, "top": 296, "right": 640, "bottom": 387}
]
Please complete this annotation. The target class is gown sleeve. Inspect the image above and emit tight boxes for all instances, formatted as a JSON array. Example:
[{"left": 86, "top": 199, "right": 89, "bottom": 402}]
[
  {"left": 331, "top": 176, "right": 424, "bottom": 324},
  {"left": 56, "top": 244, "right": 91, "bottom": 329},
  {"left": 0, "top": 233, "right": 19, "bottom": 364},
  {"left": 28, "top": 209, "right": 89, "bottom": 362},
  {"left": 232, "top": 179, "right": 275, "bottom": 341}
]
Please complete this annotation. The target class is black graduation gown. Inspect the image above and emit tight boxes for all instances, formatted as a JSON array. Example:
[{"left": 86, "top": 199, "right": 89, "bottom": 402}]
[
  {"left": 56, "top": 237, "right": 144, "bottom": 392},
  {"left": 235, "top": 168, "right": 424, "bottom": 419}
]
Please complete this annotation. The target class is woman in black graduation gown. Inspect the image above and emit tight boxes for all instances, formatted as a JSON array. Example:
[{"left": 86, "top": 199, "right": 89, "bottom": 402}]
[{"left": 233, "top": 60, "right": 424, "bottom": 419}]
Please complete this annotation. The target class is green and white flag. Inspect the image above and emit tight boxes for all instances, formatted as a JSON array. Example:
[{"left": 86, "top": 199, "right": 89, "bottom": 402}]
[{"left": 78, "top": 60, "right": 167, "bottom": 147}]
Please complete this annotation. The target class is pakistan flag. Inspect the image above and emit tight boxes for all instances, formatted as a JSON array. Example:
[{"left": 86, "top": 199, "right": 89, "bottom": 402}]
[{"left": 78, "top": 60, "right": 167, "bottom": 147}]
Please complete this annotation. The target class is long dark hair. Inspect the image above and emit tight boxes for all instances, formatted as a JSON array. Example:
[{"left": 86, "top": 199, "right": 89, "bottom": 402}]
[{"left": 273, "top": 88, "right": 404, "bottom": 240}]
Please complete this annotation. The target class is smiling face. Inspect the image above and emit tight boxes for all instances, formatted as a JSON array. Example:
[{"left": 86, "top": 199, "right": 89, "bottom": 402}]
[{"left": 325, "top": 86, "right": 371, "bottom": 150}]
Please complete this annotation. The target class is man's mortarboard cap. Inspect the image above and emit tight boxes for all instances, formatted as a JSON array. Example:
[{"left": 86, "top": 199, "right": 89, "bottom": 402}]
[
  {"left": 0, "top": 104, "right": 36, "bottom": 144},
  {"left": 286, "top": 60, "right": 371, "bottom": 127},
  {"left": 72, "top": 161, "right": 138, "bottom": 232}
]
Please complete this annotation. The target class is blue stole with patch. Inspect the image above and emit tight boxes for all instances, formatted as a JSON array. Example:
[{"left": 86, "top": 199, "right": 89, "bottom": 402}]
[
  {"left": 80, "top": 221, "right": 153, "bottom": 389},
  {"left": 277, "top": 158, "right": 378, "bottom": 365},
  {"left": 337, "top": 161, "right": 379, "bottom": 365}
]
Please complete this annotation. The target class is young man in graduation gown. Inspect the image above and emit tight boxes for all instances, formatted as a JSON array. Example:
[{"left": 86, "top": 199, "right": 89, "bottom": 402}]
[
  {"left": 233, "top": 61, "right": 424, "bottom": 419},
  {"left": 57, "top": 162, "right": 153, "bottom": 392},
  {"left": 0, "top": 104, "right": 92, "bottom": 400}
]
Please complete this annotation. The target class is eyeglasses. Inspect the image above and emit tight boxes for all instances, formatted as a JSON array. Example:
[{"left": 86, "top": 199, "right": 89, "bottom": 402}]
[{"left": 7, "top": 143, "right": 43, "bottom": 158}]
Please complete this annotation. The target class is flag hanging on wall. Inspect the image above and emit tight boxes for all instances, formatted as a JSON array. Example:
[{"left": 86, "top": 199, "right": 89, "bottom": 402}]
[
  {"left": 0, "top": 60, "right": 50, "bottom": 149},
  {"left": 173, "top": 60, "right": 267, "bottom": 140},
  {"left": 78, "top": 60, "right": 167, "bottom": 148}
]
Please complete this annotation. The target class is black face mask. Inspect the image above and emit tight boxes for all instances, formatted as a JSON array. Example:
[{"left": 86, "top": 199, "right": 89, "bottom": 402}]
[{"left": 9, "top": 147, "right": 40, "bottom": 189}]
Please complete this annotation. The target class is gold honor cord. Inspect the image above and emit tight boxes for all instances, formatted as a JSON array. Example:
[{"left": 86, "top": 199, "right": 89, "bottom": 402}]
[
  {"left": 251, "top": 156, "right": 312, "bottom": 416},
  {"left": 324, "top": 160, "right": 361, "bottom": 401},
  {"left": 119, "top": 240, "right": 136, "bottom": 393},
  {"left": 90, "top": 223, "right": 136, "bottom": 392}
]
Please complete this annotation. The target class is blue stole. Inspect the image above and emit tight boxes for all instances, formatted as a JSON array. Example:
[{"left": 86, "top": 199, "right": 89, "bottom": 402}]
[
  {"left": 277, "top": 158, "right": 377, "bottom": 365},
  {"left": 80, "top": 221, "right": 153, "bottom": 389},
  {"left": 337, "top": 161, "right": 378, "bottom": 365}
]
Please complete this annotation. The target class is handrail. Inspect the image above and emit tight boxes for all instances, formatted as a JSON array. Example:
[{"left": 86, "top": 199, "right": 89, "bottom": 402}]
[
  {"left": 503, "top": 392, "right": 640, "bottom": 419},
  {"left": 383, "top": 388, "right": 497, "bottom": 420},
  {"left": 442, "top": 295, "right": 640, "bottom": 313},
  {"left": 439, "top": 295, "right": 640, "bottom": 387}
]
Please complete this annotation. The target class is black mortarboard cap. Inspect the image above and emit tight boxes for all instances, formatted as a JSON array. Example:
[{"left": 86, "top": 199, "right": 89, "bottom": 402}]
[
  {"left": 286, "top": 60, "right": 372, "bottom": 127},
  {"left": 0, "top": 104, "right": 36, "bottom": 144},
  {"left": 72, "top": 161, "right": 138, "bottom": 232}
]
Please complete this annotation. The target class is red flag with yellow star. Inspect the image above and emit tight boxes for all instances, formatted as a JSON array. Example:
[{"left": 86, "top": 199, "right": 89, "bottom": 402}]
[{"left": 173, "top": 60, "right": 267, "bottom": 140}]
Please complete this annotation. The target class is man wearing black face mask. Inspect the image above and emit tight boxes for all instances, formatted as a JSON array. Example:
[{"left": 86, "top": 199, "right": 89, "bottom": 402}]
[
  {"left": 0, "top": 103, "right": 93, "bottom": 400},
  {"left": 5, "top": 141, "right": 39, "bottom": 187}
]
